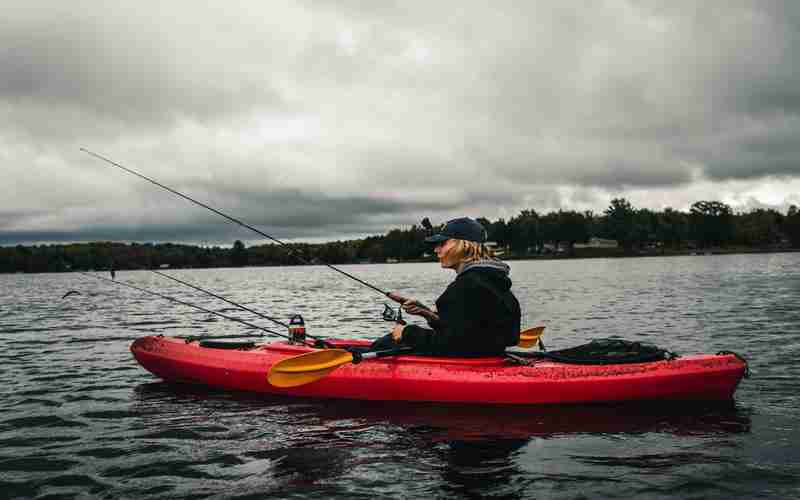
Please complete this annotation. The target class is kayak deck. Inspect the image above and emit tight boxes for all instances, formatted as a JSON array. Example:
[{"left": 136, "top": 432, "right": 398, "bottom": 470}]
[{"left": 131, "top": 336, "right": 747, "bottom": 405}]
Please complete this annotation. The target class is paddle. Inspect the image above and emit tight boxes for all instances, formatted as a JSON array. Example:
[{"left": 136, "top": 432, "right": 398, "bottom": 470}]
[
  {"left": 269, "top": 325, "right": 545, "bottom": 388},
  {"left": 518, "top": 326, "right": 545, "bottom": 349},
  {"left": 268, "top": 347, "right": 414, "bottom": 388}
]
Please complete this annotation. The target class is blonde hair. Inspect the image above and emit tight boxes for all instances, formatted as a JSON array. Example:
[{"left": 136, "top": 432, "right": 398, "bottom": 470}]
[{"left": 443, "top": 239, "right": 495, "bottom": 265}]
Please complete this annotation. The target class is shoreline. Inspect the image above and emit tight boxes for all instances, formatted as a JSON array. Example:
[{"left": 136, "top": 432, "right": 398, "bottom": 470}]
[
  {"left": 408, "top": 246, "right": 800, "bottom": 264},
  {"left": 2, "top": 246, "right": 798, "bottom": 275}
]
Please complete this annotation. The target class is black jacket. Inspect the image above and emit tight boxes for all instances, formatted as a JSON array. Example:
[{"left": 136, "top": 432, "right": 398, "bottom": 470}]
[{"left": 402, "top": 261, "right": 521, "bottom": 356}]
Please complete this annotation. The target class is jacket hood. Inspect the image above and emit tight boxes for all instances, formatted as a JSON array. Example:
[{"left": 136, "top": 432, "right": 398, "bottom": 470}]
[
  {"left": 459, "top": 259, "right": 510, "bottom": 276},
  {"left": 459, "top": 259, "right": 513, "bottom": 290}
]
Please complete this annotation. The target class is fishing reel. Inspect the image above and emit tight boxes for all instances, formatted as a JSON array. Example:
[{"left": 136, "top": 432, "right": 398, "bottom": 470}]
[{"left": 382, "top": 303, "right": 406, "bottom": 325}]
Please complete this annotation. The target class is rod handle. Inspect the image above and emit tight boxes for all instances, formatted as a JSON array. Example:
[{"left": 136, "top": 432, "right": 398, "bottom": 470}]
[{"left": 386, "top": 292, "right": 432, "bottom": 312}]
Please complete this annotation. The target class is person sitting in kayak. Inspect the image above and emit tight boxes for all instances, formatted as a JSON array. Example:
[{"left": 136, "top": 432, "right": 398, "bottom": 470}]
[{"left": 384, "top": 217, "right": 521, "bottom": 356}]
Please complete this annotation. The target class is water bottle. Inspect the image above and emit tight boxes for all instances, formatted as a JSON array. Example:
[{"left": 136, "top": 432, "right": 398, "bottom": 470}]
[{"left": 288, "top": 314, "right": 306, "bottom": 344}]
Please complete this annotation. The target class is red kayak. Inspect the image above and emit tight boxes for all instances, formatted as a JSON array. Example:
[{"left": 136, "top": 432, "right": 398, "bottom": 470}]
[{"left": 131, "top": 336, "right": 747, "bottom": 405}]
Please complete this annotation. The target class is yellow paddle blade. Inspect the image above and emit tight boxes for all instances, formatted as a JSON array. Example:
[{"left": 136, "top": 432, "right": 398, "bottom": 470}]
[
  {"left": 268, "top": 349, "right": 355, "bottom": 388},
  {"left": 518, "top": 325, "right": 545, "bottom": 348}
]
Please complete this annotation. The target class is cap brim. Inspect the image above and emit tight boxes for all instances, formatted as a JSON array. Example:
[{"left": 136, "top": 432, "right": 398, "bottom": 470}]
[{"left": 424, "top": 234, "right": 449, "bottom": 244}]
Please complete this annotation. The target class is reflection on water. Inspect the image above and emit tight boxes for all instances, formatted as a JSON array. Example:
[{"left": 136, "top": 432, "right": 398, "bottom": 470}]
[
  {"left": 133, "top": 382, "right": 752, "bottom": 440},
  {"left": 131, "top": 382, "right": 752, "bottom": 499}
]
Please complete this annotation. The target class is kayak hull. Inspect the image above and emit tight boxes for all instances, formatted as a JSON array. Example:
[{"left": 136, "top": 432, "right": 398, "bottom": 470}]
[{"left": 130, "top": 336, "right": 746, "bottom": 405}]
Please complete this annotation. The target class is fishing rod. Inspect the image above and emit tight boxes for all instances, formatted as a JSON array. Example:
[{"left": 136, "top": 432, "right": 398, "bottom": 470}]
[
  {"left": 150, "top": 270, "right": 333, "bottom": 347},
  {"left": 81, "top": 148, "right": 392, "bottom": 298},
  {"left": 78, "top": 271, "right": 316, "bottom": 344},
  {"left": 152, "top": 270, "right": 290, "bottom": 328}
]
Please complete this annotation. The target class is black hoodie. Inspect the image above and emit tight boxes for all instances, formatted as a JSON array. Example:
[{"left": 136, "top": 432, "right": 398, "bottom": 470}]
[{"left": 401, "top": 260, "right": 521, "bottom": 356}]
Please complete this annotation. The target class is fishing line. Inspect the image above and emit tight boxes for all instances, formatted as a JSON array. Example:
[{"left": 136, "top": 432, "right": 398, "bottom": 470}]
[
  {"left": 152, "top": 270, "right": 334, "bottom": 347},
  {"left": 78, "top": 271, "right": 312, "bottom": 343},
  {"left": 151, "top": 270, "right": 290, "bottom": 328},
  {"left": 81, "top": 148, "right": 390, "bottom": 297}
]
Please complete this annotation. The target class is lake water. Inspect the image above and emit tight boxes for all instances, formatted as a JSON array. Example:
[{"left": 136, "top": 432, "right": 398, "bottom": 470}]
[{"left": 1, "top": 253, "right": 799, "bottom": 499}]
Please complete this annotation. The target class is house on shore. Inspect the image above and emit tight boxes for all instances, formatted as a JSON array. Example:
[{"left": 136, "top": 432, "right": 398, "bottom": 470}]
[{"left": 574, "top": 238, "right": 618, "bottom": 249}]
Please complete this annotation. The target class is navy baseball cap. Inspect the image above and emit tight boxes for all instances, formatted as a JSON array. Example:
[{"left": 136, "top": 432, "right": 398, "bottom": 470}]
[{"left": 424, "top": 217, "right": 487, "bottom": 244}]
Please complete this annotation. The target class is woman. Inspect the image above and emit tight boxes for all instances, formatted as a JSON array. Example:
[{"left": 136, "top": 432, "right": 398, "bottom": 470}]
[{"left": 387, "top": 217, "right": 521, "bottom": 356}]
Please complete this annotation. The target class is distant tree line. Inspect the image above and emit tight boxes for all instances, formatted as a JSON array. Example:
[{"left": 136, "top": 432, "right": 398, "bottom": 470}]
[{"left": 2, "top": 199, "right": 800, "bottom": 274}]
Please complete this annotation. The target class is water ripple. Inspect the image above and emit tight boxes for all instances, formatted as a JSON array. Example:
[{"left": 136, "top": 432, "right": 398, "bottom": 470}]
[{"left": 0, "top": 256, "right": 799, "bottom": 498}]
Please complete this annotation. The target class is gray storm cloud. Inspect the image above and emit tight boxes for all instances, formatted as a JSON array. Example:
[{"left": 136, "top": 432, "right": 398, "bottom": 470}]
[{"left": 2, "top": 1, "right": 799, "bottom": 245}]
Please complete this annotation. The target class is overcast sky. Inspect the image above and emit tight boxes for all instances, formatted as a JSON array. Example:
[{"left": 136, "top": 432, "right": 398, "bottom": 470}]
[{"left": 2, "top": 1, "right": 800, "bottom": 246}]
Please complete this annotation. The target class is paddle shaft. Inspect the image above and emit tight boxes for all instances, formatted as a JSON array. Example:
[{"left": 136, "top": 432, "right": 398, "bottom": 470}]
[
  {"left": 353, "top": 346, "right": 415, "bottom": 363},
  {"left": 267, "top": 346, "right": 415, "bottom": 387}
]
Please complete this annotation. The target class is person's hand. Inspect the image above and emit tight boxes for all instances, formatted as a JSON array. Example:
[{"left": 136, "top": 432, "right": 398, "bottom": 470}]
[
  {"left": 387, "top": 291, "right": 409, "bottom": 304},
  {"left": 389, "top": 292, "right": 427, "bottom": 316},
  {"left": 388, "top": 291, "right": 439, "bottom": 321},
  {"left": 402, "top": 299, "right": 440, "bottom": 322},
  {"left": 401, "top": 299, "right": 428, "bottom": 316},
  {"left": 391, "top": 323, "right": 405, "bottom": 342}
]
